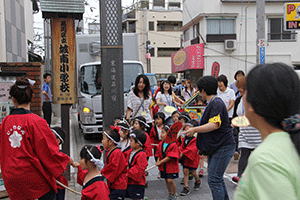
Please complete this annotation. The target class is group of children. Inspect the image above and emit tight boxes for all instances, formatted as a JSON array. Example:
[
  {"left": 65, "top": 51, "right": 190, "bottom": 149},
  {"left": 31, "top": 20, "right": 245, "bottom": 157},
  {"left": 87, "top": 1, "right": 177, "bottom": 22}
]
[{"left": 52, "top": 108, "right": 205, "bottom": 200}]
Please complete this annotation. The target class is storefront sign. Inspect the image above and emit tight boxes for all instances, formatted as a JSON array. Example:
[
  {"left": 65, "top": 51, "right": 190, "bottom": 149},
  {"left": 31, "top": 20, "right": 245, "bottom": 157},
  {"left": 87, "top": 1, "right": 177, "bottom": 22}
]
[
  {"left": 171, "top": 43, "right": 204, "bottom": 73},
  {"left": 51, "top": 18, "right": 76, "bottom": 104},
  {"left": 284, "top": 3, "right": 300, "bottom": 30},
  {"left": 211, "top": 62, "right": 220, "bottom": 78}
]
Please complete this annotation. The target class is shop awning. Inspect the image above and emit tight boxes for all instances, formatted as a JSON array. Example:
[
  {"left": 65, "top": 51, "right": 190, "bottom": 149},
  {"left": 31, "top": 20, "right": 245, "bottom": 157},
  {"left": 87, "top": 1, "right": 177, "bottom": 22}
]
[{"left": 171, "top": 43, "right": 204, "bottom": 73}]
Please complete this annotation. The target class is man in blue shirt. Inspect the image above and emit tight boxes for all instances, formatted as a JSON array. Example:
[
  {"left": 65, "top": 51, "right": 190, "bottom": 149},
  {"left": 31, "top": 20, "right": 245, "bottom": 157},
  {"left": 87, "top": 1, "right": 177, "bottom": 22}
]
[{"left": 42, "top": 73, "right": 52, "bottom": 126}]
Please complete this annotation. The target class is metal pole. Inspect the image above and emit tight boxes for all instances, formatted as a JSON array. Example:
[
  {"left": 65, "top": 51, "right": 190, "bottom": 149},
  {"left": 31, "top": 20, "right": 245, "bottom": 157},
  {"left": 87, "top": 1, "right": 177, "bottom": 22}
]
[
  {"left": 245, "top": 5, "right": 248, "bottom": 73},
  {"left": 256, "top": 0, "right": 265, "bottom": 65}
]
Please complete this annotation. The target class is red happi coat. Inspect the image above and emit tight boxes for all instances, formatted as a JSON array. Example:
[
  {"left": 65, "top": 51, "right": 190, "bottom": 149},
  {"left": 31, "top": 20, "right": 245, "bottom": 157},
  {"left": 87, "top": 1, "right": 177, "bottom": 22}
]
[
  {"left": 155, "top": 141, "right": 180, "bottom": 174},
  {"left": 143, "top": 132, "right": 153, "bottom": 157},
  {"left": 180, "top": 137, "right": 200, "bottom": 168},
  {"left": 77, "top": 165, "right": 110, "bottom": 200},
  {"left": 0, "top": 109, "right": 70, "bottom": 200},
  {"left": 101, "top": 148, "right": 128, "bottom": 190},
  {"left": 124, "top": 149, "right": 148, "bottom": 186},
  {"left": 149, "top": 125, "right": 162, "bottom": 151}
]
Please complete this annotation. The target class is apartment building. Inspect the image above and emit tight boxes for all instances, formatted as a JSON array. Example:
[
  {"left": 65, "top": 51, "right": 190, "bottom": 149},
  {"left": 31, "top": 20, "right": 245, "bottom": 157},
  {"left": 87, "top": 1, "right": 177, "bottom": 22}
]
[
  {"left": 122, "top": 0, "right": 183, "bottom": 79},
  {"left": 0, "top": 0, "right": 38, "bottom": 62},
  {"left": 176, "top": 0, "right": 300, "bottom": 83}
]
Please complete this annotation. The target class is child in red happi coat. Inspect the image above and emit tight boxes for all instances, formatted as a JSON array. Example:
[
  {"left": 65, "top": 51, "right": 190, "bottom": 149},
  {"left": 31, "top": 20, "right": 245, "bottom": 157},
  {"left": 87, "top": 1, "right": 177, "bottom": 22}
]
[
  {"left": 179, "top": 120, "right": 201, "bottom": 196},
  {"left": 132, "top": 116, "right": 153, "bottom": 159},
  {"left": 124, "top": 129, "right": 148, "bottom": 200},
  {"left": 155, "top": 125, "right": 180, "bottom": 200},
  {"left": 74, "top": 145, "right": 109, "bottom": 200},
  {"left": 101, "top": 126, "right": 128, "bottom": 200},
  {"left": 150, "top": 112, "right": 165, "bottom": 161}
]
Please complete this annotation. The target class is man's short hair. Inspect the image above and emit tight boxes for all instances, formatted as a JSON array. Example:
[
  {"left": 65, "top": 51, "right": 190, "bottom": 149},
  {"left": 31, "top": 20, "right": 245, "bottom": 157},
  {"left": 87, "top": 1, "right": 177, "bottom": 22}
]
[{"left": 44, "top": 73, "right": 51, "bottom": 79}]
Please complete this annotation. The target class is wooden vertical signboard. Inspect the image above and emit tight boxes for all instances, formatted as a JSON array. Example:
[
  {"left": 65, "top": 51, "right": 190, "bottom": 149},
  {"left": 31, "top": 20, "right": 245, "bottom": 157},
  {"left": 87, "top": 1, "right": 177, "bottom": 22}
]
[
  {"left": 51, "top": 18, "right": 77, "bottom": 180},
  {"left": 51, "top": 18, "right": 77, "bottom": 104}
]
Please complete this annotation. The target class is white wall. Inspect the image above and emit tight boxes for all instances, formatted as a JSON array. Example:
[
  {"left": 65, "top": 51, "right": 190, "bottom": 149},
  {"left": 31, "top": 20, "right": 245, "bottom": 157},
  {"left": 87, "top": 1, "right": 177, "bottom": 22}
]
[
  {"left": 183, "top": 0, "right": 300, "bottom": 83},
  {"left": 136, "top": 10, "right": 183, "bottom": 73},
  {"left": 0, "top": 0, "right": 6, "bottom": 62},
  {"left": 24, "top": 0, "right": 34, "bottom": 62}
]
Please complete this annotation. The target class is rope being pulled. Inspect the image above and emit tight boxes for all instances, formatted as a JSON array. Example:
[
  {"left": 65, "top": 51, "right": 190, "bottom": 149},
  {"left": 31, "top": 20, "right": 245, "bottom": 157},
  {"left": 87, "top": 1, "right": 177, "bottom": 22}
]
[{"left": 56, "top": 180, "right": 81, "bottom": 195}]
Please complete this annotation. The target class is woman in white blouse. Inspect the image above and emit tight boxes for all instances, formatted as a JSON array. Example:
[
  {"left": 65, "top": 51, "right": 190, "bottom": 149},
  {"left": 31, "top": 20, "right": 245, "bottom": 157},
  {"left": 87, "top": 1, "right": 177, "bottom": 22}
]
[
  {"left": 181, "top": 79, "right": 196, "bottom": 101},
  {"left": 126, "top": 74, "right": 153, "bottom": 133}
]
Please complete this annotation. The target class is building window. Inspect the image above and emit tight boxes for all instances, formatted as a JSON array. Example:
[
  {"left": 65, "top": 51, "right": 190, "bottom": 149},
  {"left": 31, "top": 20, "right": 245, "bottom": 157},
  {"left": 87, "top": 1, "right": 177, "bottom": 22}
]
[
  {"left": 154, "top": 0, "right": 165, "bottom": 7},
  {"left": 149, "top": 22, "right": 154, "bottom": 31},
  {"left": 157, "top": 21, "right": 182, "bottom": 31},
  {"left": 207, "top": 19, "right": 235, "bottom": 34},
  {"left": 184, "top": 30, "right": 189, "bottom": 42},
  {"left": 193, "top": 23, "right": 199, "bottom": 38},
  {"left": 157, "top": 48, "right": 180, "bottom": 57},
  {"left": 129, "top": 21, "right": 136, "bottom": 33},
  {"left": 268, "top": 18, "right": 296, "bottom": 41}
]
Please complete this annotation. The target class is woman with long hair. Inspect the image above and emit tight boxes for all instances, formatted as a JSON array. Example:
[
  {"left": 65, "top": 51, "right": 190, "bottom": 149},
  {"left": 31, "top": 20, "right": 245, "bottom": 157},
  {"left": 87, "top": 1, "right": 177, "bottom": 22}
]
[
  {"left": 156, "top": 80, "right": 184, "bottom": 125},
  {"left": 181, "top": 79, "right": 196, "bottom": 101},
  {"left": 126, "top": 74, "right": 153, "bottom": 133},
  {"left": 234, "top": 63, "right": 300, "bottom": 199},
  {"left": 0, "top": 77, "right": 74, "bottom": 200}
]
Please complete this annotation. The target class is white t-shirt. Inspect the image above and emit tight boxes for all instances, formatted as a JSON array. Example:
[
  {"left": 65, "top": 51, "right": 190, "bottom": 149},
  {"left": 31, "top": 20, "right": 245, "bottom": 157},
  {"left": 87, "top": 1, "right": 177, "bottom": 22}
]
[
  {"left": 127, "top": 90, "right": 152, "bottom": 123},
  {"left": 156, "top": 91, "right": 173, "bottom": 119},
  {"left": 217, "top": 87, "right": 235, "bottom": 118}
]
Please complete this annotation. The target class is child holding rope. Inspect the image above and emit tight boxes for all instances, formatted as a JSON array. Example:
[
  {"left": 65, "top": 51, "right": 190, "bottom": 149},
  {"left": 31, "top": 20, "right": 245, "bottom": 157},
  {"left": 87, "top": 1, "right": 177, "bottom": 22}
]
[
  {"left": 155, "top": 125, "right": 180, "bottom": 200},
  {"left": 124, "top": 129, "right": 148, "bottom": 200},
  {"left": 101, "top": 126, "right": 128, "bottom": 200},
  {"left": 74, "top": 145, "right": 109, "bottom": 200}
]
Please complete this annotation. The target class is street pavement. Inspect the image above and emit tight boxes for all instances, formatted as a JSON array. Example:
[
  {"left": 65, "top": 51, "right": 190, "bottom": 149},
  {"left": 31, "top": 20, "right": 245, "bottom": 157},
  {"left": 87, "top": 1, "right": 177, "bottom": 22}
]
[{"left": 1, "top": 107, "right": 239, "bottom": 199}]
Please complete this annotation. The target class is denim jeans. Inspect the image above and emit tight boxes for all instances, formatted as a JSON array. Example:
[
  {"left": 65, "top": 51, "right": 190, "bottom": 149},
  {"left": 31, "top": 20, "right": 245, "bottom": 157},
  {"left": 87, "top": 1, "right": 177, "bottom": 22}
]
[{"left": 207, "top": 144, "right": 235, "bottom": 200}]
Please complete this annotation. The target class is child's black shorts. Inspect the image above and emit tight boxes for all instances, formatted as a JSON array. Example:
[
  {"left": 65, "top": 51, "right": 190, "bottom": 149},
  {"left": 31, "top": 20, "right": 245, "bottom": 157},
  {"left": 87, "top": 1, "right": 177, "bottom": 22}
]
[
  {"left": 126, "top": 185, "right": 145, "bottom": 199},
  {"left": 109, "top": 189, "right": 126, "bottom": 200},
  {"left": 183, "top": 165, "right": 197, "bottom": 171},
  {"left": 160, "top": 171, "right": 179, "bottom": 179}
]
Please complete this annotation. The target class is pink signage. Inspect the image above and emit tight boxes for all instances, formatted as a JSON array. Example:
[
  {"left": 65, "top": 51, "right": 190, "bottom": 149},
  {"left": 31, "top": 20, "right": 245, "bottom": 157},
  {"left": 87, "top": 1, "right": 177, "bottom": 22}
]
[{"left": 171, "top": 43, "right": 204, "bottom": 73}]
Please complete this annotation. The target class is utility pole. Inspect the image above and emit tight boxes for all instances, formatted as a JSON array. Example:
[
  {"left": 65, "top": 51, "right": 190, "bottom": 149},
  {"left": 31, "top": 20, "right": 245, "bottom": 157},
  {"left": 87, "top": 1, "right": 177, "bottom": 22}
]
[
  {"left": 145, "top": 40, "right": 151, "bottom": 73},
  {"left": 256, "top": 0, "right": 266, "bottom": 65},
  {"left": 100, "top": 0, "right": 124, "bottom": 129}
]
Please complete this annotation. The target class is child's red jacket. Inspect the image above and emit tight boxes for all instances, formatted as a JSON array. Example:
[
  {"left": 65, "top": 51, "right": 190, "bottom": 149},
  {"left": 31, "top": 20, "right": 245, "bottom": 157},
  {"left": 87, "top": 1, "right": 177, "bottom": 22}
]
[
  {"left": 180, "top": 137, "right": 200, "bottom": 168},
  {"left": 155, "top": 141, "right": 180, "bottom": 174},
  {"left": 124, "top": 149, "right": 148, "bottom": 186},
  {"left": 101, "top": 148, "right": 128, "bottom": 190},
  {"left": 144, "top": 132, "right": 153, "bottom": 157},
  {"left": 77, "top": 165, "right": 110, "bottom": 200},
  {"left": 149, "top": 125, "right": 162, "bottom": 151}
]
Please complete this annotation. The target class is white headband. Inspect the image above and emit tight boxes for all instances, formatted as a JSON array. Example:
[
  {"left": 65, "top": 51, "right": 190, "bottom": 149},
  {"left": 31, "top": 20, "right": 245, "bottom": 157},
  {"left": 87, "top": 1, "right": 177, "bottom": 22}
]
[
  {"left": 118, "top": 125, "right": 130, "bottom": 130},
  {"left": 85, "top": 146, "right": 104, "bottom": 169},
  {"left": 135, "top": 118, "right": 150, "bottom": 128},
  {"left": 130, "top": 133, "right": 143, "bottom": 146},
  {"left": 51, "top": 129, "right": 64, "bottom": 144},
  {"left": 103, "top": 131, "right": 120, "bottom": 145},
  {"left": 185, "top": 123, "right": 194, "bottom": 127},
  {"left": 181, "top": 115, "right": 190, "bottom": 121}
]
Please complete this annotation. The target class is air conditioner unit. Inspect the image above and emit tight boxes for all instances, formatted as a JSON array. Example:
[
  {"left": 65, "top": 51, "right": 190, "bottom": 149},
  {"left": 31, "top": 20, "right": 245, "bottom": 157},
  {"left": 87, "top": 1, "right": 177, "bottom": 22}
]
[{"left": 224, "top": 40, "right": 236, "bottom": 51}]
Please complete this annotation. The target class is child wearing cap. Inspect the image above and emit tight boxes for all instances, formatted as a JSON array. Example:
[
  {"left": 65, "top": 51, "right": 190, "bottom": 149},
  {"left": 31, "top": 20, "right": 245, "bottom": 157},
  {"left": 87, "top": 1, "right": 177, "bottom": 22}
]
[
  {"left": 124, "top": 129, "right": 148, "bottom": 200},
  {"left": 101, "top": 126, "right": 128, "bottom": 200},
  {"left": 51, "top": 127, "right": 68, "bottom": 200},
  {"left": 155, "top": 125, "right": 180, "bottom": 200},
  {"left": 179, "top": 120, "right": 201, "bottom": 196}
]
